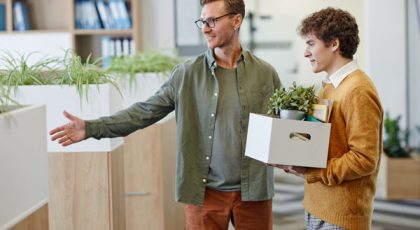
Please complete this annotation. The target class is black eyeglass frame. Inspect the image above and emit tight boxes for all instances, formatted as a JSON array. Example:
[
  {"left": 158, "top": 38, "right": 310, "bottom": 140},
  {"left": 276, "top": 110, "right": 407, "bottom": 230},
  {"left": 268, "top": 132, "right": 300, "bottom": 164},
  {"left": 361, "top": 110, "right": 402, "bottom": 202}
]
[{"left": 194, "top": 12, "right": 236, "bottom": 29}]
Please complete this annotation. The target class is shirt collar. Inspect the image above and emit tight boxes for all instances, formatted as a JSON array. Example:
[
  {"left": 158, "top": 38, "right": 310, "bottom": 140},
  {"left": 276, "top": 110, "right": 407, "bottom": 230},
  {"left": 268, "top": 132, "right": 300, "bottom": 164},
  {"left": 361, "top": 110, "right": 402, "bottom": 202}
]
[
  {"left": 323, "top": 60, "right": 358, "bottom": 88},
  {"left": 205, "top": 48, "right": 246, "bottom": 74}
]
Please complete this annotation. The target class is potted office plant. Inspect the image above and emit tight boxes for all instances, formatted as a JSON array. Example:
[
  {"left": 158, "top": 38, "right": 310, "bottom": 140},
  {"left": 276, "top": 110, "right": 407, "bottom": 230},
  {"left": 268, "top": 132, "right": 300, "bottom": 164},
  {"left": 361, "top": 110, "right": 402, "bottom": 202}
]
[
  {"left": 383, "top": 112, "right": 410, "bottom": 158},
  {"left": 415, "top": 125, "right": 420, "bottom": 154},
  {"left": 1, "top": 50, "right": 123, "bottom": 152},
  {"left": 0, "top": 49, "right": 121, "bottom": 103},
  {"left": 267, "top": 82, "right": 317, "bottom": 120},
  {"left": 378, "top": 112, "right": 420, "bottom": 200},
  {"left": 0, "top": 51, "right": 60, "bottom": 99}
]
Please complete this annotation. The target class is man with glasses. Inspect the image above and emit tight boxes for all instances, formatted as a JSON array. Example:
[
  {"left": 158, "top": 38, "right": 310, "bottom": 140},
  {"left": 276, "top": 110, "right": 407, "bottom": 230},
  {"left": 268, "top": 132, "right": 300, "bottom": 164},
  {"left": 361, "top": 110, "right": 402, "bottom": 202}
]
[{"left": 50, "top": 0, "right": 280, "bottom": 229}]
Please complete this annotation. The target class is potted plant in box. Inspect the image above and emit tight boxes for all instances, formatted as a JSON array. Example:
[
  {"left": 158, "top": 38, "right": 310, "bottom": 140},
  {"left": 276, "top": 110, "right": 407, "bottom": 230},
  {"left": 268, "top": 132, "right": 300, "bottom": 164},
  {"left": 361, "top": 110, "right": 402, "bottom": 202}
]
[{"left": 267, "top": 82, "right": 318, "bottom": 120}]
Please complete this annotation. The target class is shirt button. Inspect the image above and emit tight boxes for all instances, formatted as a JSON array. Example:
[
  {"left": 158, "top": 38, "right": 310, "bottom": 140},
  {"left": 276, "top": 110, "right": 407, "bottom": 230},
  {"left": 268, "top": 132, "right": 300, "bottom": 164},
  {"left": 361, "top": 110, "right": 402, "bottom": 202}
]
[
  {"left": 208, "top": 136, "right": 212, "bottom": 139},
  {"left": 211, "top": 113, "right": 214, "bottom": 117},
  {"left": 202, "top": 179, "right": 207, "bottom": 183},
  {"left": 205, "top": 156, "right": 210, "bottom": 160},
  {"left": 214, "top": 93, "right": 218, "bottom": 96}
]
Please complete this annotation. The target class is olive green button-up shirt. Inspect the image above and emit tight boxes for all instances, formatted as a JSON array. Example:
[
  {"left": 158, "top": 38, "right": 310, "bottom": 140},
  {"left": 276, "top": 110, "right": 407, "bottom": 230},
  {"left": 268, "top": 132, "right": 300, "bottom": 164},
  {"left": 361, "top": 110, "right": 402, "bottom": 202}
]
[{"left": 85, "top": 49, "right": 281, "bottom": 205}]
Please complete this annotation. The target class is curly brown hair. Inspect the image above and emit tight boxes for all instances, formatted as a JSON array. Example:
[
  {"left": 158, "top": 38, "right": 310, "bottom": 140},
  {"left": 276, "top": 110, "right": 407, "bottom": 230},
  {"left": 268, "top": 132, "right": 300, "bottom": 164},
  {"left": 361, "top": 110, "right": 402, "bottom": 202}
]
[
  {"left": 298, "top": 7, "right": 359, "bottom": 59},
  {"left": 200, "top": 0, "right": 245, "bottom": 19}
]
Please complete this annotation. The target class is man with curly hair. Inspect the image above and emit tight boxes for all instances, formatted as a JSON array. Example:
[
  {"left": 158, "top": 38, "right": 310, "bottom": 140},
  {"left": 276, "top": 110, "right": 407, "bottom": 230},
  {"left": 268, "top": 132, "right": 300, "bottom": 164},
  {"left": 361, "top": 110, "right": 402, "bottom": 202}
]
[{"left": 280, "top": 7, "right": 383, "bottom": 230}]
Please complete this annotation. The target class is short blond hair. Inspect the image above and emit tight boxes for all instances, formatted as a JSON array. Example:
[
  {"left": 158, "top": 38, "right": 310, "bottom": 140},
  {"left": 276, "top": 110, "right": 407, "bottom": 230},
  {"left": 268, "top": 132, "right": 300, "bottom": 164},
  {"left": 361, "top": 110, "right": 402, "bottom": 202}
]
[{"left": 200, "top": 0, "right": 245, "bottom": 19}]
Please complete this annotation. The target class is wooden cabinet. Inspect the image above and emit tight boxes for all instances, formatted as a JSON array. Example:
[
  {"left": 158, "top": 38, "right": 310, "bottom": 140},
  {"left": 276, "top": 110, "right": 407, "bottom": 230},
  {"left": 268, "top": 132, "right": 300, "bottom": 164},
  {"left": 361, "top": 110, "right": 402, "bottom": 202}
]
[
  {"left": 124, "top": 117, "right": 185, "bottom": 230},
  {"left": 48, "top": 145, "right": 126, "bottom": 230},
  {"left": 47, "top": 117, "right": 184, "bottom": 230},
  {"left": 0, "top": 0, "right": 142, "bottom": 61},
  {"left": 10, "top": 204, "right": 49, "bottom": 230}
]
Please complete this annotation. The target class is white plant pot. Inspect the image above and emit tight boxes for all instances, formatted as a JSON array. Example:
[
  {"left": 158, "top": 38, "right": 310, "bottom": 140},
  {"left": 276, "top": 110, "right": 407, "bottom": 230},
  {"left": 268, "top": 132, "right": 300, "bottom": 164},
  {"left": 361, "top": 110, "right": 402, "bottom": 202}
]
[
  {"left": 10, "top": 84, "right": 123, "bottom": 152},
  {"left": 0, "top": 105, "right": 48, "bottom": 229},
  {"left": 119, "top": 72, "right": 170, "bottom": 109},
  {"left": 279, "top": 109, "right": 306, "bottom": 120},
  {"left": 119, "top": 72, "right": 175, "bottom": 123}
]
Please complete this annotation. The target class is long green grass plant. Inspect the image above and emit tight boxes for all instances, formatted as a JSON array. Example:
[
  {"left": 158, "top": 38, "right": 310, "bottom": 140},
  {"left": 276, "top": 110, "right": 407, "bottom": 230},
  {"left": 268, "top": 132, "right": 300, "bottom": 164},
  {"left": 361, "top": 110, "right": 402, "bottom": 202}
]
[
  {"left": 60, "top": 49, "right": 121, "bottom": 103},
  {"left": 0, "top": 51, "right": 61, "bottom": 97},
  {"left": 107, "top": 50, "right": 180, "bottom": 75},
  {"left": 107, "top": 50, "right": 180, "bottom": 92}
]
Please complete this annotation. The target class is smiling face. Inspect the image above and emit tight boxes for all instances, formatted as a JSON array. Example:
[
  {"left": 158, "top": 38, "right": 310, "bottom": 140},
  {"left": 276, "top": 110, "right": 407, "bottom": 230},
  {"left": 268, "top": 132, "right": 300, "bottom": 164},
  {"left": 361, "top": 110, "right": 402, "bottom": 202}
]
[
  {"left": 199, "top": 1, "right": 241, "bottom": 49},
  {"left": 304, "top": 34, "right": 337, "bottom": 74}
]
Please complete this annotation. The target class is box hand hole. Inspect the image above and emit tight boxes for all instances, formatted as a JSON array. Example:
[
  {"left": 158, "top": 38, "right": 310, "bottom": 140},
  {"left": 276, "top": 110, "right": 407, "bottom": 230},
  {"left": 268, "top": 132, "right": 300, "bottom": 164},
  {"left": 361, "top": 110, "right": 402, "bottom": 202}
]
[{"left": 289, "top": 132, "right": 311, "bottom": 141}]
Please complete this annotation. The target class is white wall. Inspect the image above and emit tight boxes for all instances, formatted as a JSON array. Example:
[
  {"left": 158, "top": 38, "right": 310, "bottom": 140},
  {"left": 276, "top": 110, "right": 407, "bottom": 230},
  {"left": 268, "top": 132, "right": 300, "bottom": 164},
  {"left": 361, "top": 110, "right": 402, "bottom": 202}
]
[
  {"left": 365, "top": 0, "right": 407, "bottom": 128},
  {"left": 243, "top": 0, "right": 365, "bottom": 88},
  {"left": 167, "top": 0, "right": 365, "bottom": 87},
  {"left": 0, "top": 32, "right": 72, "bottom": 68},
  {"left": 141, "top": 0, "right": 176, "bottom": 52},
  {"left": 408, "top": 0, "right": 420, "bottom": 147}
]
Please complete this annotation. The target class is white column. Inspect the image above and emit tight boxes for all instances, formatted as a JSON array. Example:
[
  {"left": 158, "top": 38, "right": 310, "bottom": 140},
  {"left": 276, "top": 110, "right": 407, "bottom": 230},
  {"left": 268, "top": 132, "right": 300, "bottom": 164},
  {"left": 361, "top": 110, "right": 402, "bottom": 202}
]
[{"left": 365, "top": 0, "right": 407, "bottom": 127}]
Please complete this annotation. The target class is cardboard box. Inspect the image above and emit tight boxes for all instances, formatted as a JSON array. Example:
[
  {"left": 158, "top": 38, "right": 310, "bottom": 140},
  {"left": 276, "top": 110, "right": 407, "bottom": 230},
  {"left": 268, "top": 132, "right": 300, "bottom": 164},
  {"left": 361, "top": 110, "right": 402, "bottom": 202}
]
[{"left": 245, "top": 113, "right": 331, "bottom": 168}]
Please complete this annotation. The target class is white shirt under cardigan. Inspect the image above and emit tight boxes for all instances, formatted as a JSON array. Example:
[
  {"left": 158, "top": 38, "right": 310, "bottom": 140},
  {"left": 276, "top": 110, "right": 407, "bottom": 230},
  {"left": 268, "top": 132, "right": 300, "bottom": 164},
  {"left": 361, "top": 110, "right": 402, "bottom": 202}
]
[{"left": 323, "top": 60, "right": 358, "bottom": 88}]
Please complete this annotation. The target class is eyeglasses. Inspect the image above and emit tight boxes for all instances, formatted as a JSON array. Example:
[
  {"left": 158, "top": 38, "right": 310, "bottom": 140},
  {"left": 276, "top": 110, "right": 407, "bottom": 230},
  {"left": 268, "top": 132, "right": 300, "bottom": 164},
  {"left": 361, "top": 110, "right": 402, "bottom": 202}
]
[{"left": 194, "top": 12, "right": 236, "bottom": 29}]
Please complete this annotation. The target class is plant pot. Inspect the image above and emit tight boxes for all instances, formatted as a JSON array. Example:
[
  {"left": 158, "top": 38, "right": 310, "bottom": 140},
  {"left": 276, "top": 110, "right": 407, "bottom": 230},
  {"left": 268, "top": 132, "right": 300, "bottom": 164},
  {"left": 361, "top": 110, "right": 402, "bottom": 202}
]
[
  {"left": 279, "top": 109, "right": 305, "bottom": 120},
  {"left": 118, "top": 72, "right": 170, "bottom": 109},
  {"left": 376, "top": 153, "right": 420, "bottom": 199},
  {"left": 9, "top": 84, "right": 123, "bottom": 152}
]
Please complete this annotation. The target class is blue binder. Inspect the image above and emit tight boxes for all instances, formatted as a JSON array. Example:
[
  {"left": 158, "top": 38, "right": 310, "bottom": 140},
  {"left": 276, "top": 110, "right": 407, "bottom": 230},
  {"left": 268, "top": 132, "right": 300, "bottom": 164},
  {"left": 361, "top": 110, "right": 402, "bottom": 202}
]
[
  {"left": 0, "top": 4, "right": 5, "bottom": 31},
  {"left": 75, "top": 0, "right": 101, "bottom": 29},
  {"left": 96, "top": 0, "right": 116, "bottom": 29},
  {"left": 13, "top": 1, "right": 31, "bottom": 31},
  {"left": 109, "top": 0, "right": 131, "bottom": 29}
]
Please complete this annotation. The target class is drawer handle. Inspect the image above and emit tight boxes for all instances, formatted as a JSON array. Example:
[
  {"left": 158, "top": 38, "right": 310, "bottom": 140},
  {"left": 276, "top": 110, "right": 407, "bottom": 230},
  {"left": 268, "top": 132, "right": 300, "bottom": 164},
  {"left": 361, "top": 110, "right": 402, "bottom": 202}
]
[{"left": 125, "top": 192, "right": 150, "bottom": 196}]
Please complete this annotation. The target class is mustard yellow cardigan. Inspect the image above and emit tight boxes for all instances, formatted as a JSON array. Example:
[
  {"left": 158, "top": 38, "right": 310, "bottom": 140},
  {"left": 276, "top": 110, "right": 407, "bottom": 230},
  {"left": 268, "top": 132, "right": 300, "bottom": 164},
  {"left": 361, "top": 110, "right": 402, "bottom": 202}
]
[{"left": 304, "top": 70, "right": 383, "bottom": 230}]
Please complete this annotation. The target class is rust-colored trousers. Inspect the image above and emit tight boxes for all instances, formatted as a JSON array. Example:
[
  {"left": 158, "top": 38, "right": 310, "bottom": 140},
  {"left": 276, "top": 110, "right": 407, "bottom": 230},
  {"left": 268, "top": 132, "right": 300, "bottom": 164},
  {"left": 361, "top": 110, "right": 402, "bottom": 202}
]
[{"left": 184, "top": 189, "right": 273, "bottom": 230}]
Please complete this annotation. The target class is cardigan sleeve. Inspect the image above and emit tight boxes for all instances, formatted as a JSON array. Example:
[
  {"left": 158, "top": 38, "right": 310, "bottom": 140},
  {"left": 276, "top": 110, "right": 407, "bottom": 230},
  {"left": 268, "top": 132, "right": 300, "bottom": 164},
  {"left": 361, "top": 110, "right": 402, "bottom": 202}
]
[{"left": 305, "top": 86, "right": 383, "bottom": 185}]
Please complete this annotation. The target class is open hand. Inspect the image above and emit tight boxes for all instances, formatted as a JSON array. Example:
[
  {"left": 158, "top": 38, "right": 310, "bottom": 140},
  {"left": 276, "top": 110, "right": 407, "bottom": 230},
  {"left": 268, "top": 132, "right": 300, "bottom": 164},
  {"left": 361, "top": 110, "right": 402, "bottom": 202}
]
[{"left": 49, "top": 111, "right": 86, "bottom": 146}]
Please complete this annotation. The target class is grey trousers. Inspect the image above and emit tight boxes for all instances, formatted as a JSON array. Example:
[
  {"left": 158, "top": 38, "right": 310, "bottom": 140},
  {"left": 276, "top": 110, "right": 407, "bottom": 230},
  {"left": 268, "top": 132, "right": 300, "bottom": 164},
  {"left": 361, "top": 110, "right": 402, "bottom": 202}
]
[{"left": 305, "top": 211, "right": 346, "bottom": 230}]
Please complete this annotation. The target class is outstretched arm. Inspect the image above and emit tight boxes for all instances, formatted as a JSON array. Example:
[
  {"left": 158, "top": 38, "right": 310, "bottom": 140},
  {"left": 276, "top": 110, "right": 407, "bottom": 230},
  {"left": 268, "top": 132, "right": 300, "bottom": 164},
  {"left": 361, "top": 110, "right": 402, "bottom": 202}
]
[{"left": 49, "top": 110, "right": 86, "bottom": 146}]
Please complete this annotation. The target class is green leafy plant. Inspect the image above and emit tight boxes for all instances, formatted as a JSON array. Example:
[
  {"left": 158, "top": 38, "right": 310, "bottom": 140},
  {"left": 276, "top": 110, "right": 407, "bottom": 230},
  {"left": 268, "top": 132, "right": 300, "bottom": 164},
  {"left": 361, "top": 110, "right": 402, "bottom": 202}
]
[
  {"left": 59, "top": 49, "right": 121, "bottom": 102},
  {"left": 107, "top": 50, "right": 180, "bottom": 75},
  {"left": 267, "top": 82, "right": 318, "bottom": 116},
  {"left": 0, "top": 52, "right": 55, "bottom": 112},
  {"left": 0, "top": 51, "right": 61, "bottom": 93},
  {"left": 0, "top": 49, "right": 121, "bottom": 104},
  {"left": 383, "top": 112, "right": 410, "bottom": 158}
]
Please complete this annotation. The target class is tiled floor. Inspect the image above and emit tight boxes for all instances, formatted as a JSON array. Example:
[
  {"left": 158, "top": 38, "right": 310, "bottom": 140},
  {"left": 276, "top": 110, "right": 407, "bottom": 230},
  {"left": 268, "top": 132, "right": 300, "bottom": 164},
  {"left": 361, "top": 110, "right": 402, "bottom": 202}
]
[{"left": 272, "top": 173, "right": 420, "bottom": 230}]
